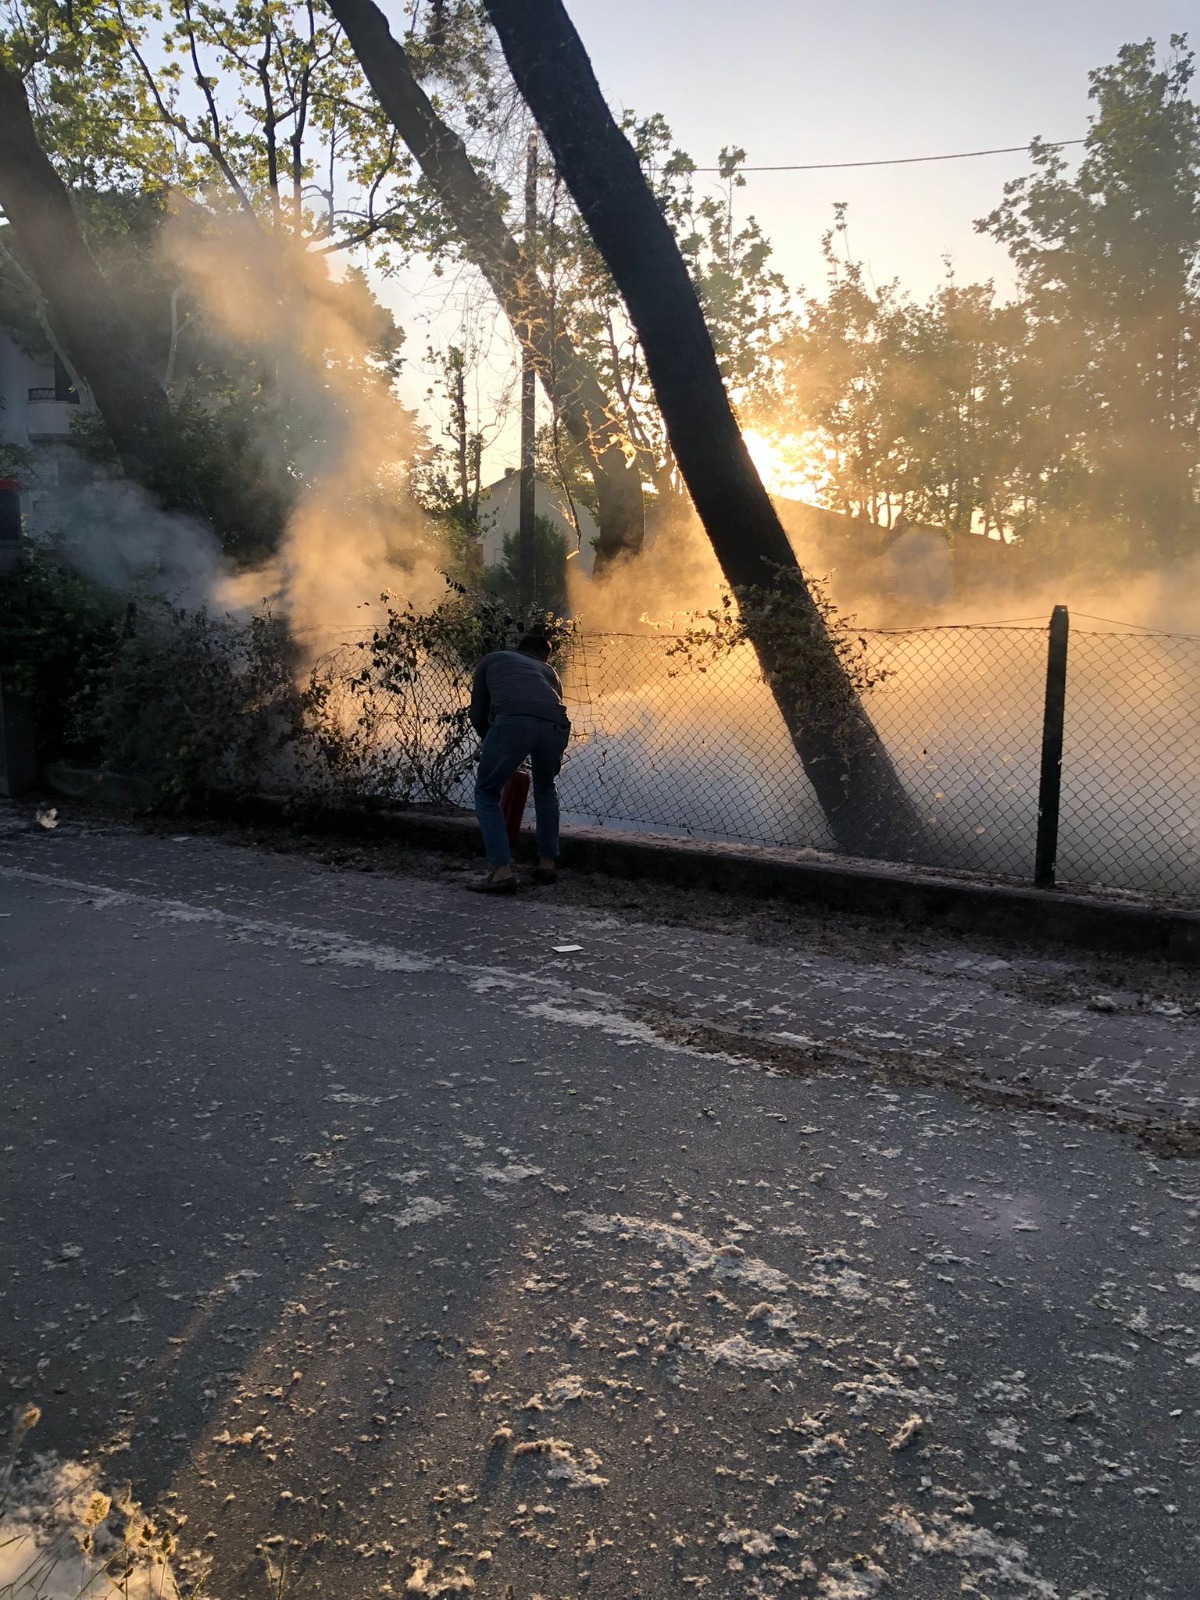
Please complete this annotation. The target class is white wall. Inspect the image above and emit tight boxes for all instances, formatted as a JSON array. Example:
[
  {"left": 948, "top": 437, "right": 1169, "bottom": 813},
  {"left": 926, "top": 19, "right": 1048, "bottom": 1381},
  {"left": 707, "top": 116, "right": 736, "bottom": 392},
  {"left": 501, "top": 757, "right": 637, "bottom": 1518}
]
[
  {"left": 0, "top": 332, "right": 99, "bottom": 541},
  {"left": 0, "top": 332, "right": 34, "bottom": 449},
  {"left": 477, "top": 470, "right": 600, "bottom": 578}
]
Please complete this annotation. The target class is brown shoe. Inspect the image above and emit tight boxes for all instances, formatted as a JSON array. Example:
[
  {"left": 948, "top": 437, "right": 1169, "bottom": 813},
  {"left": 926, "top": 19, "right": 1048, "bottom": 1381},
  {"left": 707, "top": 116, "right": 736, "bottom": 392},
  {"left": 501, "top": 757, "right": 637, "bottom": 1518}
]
[
  {"left": 534, "top": 865, "right": 557, "bottom": 885},
  {"left": 465, "top": 871, "right": 518, "bottom": 895}
]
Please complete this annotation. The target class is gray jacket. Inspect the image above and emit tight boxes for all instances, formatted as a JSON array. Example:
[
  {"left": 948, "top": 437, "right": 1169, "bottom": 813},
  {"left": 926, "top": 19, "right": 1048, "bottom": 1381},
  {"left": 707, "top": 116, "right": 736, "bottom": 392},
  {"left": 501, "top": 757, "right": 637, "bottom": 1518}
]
[{"left": 469, "top": 650, "right": 569, "bottom": 738}]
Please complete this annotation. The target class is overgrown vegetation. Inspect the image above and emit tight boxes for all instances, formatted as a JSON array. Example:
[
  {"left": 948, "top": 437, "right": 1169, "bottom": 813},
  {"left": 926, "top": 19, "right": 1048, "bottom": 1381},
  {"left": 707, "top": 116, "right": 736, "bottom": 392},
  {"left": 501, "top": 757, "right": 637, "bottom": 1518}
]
[
  {"left": 96, "top": 602, "right": 303, "bottom": 805},
  {"left": 666, "top": 577, "right": 888, "bottom": 694},
  {"left": 0, "top": 550, "right": 570, "bottom": 811},
  {"left": 665, "top": 575, "right": 891, "bottom": 766},
  {"left": 303, "top": 583, "right": 569, "bottom": 805},
  {"left": 0, "top": 549, "right": 313, "bottom": 801},
  {"left": 0, "top": 545, "right": 123, "bottom": 767}
]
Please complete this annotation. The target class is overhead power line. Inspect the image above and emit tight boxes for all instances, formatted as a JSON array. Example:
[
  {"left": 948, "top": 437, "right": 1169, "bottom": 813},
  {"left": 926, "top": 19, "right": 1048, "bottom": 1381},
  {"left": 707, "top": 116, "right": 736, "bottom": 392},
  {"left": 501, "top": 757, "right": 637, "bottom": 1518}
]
[{"left": 693, "top": 138, "right": 1085, "bottom": 174}]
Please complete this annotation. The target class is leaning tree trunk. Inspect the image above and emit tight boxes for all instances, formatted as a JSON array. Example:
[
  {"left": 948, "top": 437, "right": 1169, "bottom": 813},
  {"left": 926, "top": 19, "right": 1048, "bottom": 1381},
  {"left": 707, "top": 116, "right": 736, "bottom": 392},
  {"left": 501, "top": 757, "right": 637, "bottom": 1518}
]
[
  {"left": 326, "top": 0, "right": 644, "bottom": 570},
  {"left": 0, "top": 60, "right": 183, "bottom": 501},
  {"left": 480, "top": 0, "right": 927, "bottom": 859}
]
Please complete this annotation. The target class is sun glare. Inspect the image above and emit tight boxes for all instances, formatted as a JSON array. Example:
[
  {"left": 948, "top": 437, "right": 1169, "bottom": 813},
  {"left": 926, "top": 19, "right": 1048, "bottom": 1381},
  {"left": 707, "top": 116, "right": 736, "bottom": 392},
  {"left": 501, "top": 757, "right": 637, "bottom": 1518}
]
[{"left": 741, "top": 428, "right": 821, "bottom": 502}]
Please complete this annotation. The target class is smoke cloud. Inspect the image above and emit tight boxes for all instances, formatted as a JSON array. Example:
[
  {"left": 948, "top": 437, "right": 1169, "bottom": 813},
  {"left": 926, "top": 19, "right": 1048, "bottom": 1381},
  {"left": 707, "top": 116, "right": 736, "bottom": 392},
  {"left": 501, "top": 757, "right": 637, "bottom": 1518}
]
[
  {"left": 160, "top": 213, "right": 450, "bottom": 646},
  {"left": 550, "top": 479, "right": 1200, "bottom": 898},
  {"left": 51, "top": 477, "right": 225, "bottom": 607}
]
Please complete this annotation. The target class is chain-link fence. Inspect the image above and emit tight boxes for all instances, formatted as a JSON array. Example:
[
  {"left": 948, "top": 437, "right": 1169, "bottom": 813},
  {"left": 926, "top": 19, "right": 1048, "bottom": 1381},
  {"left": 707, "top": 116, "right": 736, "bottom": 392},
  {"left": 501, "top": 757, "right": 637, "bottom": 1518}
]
[
  {"left": 312, "top": 617, "right": 1200, "bottom": 903},
  {"left": 1057, "top": 630, "right": 1200, "bottom": 897}
]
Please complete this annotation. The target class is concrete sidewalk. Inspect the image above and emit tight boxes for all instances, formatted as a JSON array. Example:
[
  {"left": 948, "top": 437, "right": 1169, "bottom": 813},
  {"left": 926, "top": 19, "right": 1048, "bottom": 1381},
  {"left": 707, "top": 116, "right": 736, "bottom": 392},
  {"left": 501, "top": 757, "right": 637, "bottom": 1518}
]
[
  {"left": 4, "top": 819, "right": 1199, "bottom": 1141},
  {"left": 220, "top": 796, "right": 1200, "bottom": 964}
]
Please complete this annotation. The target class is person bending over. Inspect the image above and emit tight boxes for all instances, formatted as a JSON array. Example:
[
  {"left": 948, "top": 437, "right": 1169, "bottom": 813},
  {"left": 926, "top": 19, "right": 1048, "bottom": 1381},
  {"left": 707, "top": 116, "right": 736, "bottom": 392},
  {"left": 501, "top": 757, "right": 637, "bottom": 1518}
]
[{"left": 467, "top": 629, "right": 570, "bottom": 893}]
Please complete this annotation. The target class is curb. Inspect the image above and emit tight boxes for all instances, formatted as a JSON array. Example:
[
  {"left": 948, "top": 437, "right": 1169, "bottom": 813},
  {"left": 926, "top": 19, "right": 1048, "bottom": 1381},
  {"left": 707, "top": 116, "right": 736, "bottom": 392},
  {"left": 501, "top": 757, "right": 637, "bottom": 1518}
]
[{"left": 214, "top": 793, "right": 1200, "bottom": 966}]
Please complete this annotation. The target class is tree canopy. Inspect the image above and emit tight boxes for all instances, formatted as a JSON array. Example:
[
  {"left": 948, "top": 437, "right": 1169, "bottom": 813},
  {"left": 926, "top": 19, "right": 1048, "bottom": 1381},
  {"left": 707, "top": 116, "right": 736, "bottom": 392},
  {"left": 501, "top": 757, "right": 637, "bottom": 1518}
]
[
  {"left": 0, "top": 5, "right": 1195, "bottom": 575},
  {"left": 979, "top": 35, "right": 1200, "bottom": 561}
]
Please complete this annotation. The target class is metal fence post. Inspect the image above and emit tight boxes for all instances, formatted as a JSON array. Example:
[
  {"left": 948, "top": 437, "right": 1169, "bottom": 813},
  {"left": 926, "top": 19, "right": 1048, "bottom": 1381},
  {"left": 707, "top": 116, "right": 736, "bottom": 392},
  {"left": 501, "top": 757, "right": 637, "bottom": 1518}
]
[{"left": 1034, "top": 605, "right": 1070, "bottom": 888}]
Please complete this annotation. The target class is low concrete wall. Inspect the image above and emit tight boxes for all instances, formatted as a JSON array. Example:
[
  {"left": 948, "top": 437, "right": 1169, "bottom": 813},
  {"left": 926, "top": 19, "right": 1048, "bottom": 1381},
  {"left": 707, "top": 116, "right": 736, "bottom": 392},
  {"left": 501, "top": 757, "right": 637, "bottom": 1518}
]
[
  {"left": 218, "top": 795, "right": 1200, "bottom": 966},
  {"left": 45, "top": 762, "right": 156, "bottom": 809}
]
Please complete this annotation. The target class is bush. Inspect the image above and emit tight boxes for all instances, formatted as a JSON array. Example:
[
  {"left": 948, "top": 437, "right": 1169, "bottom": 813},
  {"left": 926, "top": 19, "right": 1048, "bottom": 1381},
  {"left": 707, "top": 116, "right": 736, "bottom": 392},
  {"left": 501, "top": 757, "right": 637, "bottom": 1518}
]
[
  {"left": 0, "top": 549, "right": 304, "bottom": 804},
  {"left": 483, "top": 514, "right": 571, "bottom": 618},
  {"left": 0, "top": 548, "right": 124, "bottom": 768},
  {"left": 96, "top": 601, "right": 304, "bottom": 807},
  {"left": 1, "top": 555, "right": 573, "bottom": 812},
  {"left": 300, "top": 585, "right": 572, "bottom": 805}
]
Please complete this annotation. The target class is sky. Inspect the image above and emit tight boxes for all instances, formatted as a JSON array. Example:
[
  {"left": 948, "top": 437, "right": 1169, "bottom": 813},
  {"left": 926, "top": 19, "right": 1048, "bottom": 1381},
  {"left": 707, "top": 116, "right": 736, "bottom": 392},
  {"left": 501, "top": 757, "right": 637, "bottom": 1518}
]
[
  {"left": 563, "top": 0, "right": 1191, "bottom": 298},
  {"left": 382, "top": 0, "right": 1193, "bottom": 479}
]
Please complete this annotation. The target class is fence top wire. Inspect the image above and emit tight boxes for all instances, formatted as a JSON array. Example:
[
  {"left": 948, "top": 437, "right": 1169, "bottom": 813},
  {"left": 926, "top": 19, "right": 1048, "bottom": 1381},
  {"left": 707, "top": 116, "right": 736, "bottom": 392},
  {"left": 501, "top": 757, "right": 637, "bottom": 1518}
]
[
  {"left": 301, "top": 616, "right": 1200, "bottom": 652},
  {"left": 584, "top": 623, "right": 1051, "bottom": 640},
  {"left": 609, "top": 619, "right": 1200, "bottom": 641},
  {"left": 858, "top": 622, "right": 1046, "bottom": 635},
  {"left": 1070, "top": 611, "right": 1200, "bottom": 640}
]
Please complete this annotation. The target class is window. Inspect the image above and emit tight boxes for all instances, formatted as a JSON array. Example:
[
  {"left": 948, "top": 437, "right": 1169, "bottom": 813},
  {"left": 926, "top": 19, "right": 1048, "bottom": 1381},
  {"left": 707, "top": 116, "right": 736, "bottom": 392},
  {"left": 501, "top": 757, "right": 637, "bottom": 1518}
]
[{"left": 53, "top": 353, "right": 80, "bottom": 404}]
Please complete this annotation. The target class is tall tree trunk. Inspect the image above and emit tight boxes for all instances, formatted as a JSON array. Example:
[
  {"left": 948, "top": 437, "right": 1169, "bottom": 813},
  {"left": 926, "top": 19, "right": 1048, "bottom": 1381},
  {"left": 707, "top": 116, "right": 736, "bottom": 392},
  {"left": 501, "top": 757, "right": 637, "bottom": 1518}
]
[
  {"left": 325, "top": 0, "right": 643, "bottom": 570},
  {"left": 0, "top": 60, "right": 183, "bottom": 501},
  {"left": 480, "top": 0, "right": 927, "bottom": 859}
]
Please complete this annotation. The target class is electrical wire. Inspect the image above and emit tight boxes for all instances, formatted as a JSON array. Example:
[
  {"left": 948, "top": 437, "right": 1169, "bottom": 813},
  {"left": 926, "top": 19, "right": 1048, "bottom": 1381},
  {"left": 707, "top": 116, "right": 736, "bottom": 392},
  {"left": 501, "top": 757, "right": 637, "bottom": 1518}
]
[{"left": 693, "top": 138, "right": 1085, "bottom": 174}]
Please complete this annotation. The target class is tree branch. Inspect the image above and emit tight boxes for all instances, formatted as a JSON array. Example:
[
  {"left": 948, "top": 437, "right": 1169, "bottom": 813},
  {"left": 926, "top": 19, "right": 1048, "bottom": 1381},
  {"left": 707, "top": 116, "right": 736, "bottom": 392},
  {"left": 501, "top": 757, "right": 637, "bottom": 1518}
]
[
  {"left": 181, "top": 0, "right": 261, "bottom": 216},
  {"left": 115, "top": 0, "right": 260, "bottom": 221},
  {"left": 256, "top": 19, "right": 282, "bottom": 229}
]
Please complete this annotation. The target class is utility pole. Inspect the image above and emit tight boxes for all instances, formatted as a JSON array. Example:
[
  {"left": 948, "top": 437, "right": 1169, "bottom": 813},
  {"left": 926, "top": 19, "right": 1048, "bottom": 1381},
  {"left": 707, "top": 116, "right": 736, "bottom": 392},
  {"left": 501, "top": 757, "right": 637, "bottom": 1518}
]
[{"left": 518, "top": 131, "right": 537, "bottom": 616}]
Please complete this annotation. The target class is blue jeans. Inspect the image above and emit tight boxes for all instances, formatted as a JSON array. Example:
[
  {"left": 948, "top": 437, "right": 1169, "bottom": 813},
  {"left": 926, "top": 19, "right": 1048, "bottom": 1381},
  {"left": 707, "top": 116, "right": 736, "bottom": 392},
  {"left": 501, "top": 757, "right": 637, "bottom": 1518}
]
[{"left": 474, "top": 714, "right": 571, "bottom": 869}]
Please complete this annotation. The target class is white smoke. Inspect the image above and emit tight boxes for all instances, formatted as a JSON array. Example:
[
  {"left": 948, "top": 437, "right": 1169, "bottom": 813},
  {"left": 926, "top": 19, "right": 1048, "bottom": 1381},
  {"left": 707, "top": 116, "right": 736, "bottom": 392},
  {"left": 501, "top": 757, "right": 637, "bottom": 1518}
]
[{"left": 49, "top": 476, "right": 226, "bottom": 607}]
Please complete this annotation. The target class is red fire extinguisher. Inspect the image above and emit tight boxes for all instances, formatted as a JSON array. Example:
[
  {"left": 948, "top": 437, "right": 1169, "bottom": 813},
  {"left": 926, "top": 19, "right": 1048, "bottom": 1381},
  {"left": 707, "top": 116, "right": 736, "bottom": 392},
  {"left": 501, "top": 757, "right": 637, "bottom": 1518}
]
[{"left": 500, "top": 768, "right": 530, "bottom": 848}]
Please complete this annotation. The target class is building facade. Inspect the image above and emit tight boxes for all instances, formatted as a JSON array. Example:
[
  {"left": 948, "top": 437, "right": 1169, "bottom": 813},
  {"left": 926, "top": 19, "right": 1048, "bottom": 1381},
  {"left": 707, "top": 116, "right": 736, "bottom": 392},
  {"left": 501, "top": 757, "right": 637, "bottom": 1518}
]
[
  {"left": 0, "top": 330, "right": 95, "bottom": 542},
  {"left": 476, "top": 468, "right": 600, "bottom": 578}
]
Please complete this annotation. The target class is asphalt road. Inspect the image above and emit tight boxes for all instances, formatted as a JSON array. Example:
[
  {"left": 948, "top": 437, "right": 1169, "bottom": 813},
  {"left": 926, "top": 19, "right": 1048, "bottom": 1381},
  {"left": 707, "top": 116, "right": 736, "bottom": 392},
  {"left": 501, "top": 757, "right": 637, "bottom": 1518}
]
[{"left": 1, "top": 819, "right": 1198, "bottom": 1600}]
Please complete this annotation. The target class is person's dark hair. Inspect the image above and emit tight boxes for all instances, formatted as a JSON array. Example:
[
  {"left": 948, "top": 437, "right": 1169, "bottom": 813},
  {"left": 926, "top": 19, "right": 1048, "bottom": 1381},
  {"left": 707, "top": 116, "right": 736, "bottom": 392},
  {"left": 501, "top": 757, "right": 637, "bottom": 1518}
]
[{"left": 516, "top": 630, "right": 552, "bottom": 660}]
